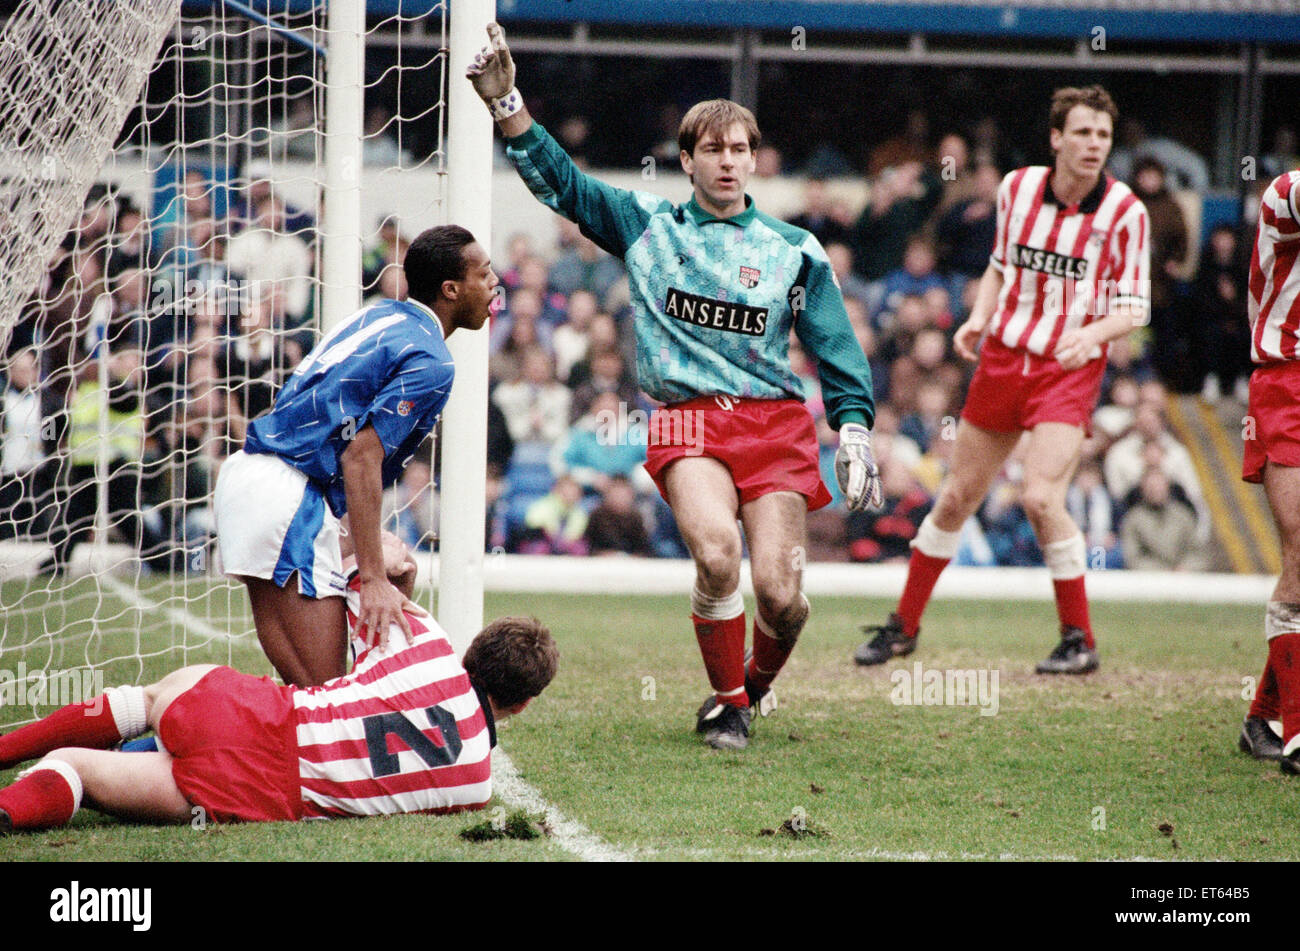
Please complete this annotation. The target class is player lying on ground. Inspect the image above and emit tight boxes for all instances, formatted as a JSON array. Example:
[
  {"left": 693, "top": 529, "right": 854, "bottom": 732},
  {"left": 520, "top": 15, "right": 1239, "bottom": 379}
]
[
  {"left": 469, "top": 23, "right": 881, "bottom": 751},
  {"left": 215, "top": 224, "right": 498, "bottom": 687},
  {"left": 853, "top": 85, "right": 1150, "bottom": 675},
  {"left": 1238, "top": 168, "right": 1300, "bottom": 773},
  {"left": 0, "top": 538, "right": 558, "bottom": 830}
]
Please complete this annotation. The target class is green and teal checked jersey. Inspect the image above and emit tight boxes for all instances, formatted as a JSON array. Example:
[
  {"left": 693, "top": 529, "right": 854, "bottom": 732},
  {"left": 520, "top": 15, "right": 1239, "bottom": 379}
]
[{"left": 505, "top": 121, "right": 875, "bottom": 429}]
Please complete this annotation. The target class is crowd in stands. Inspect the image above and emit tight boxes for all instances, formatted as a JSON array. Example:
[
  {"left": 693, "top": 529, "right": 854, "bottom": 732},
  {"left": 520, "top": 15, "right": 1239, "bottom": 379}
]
[{"left": 3, "top": 114, "right": 1286, "bottom": 574}]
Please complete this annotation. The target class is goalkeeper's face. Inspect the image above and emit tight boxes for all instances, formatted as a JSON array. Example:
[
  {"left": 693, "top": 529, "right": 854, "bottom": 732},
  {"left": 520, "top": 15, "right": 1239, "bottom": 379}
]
[{"left": 681, "top": 121, "right": 757, "bottom": 218}]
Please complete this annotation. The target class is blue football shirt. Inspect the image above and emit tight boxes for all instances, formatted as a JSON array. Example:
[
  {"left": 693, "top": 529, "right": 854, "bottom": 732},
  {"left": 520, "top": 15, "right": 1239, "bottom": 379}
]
[{"left": 244, "top": 298, "right": 454, "bottom": 517}]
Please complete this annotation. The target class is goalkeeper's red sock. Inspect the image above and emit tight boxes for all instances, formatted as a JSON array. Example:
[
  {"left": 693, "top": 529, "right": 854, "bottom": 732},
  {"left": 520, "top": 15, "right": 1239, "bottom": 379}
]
[
  {"left": 896, "top": 515, "right": 960, "bottom": 637},
  {"left": 691, "top": 586, "right": 747, "bottom": 709},
  {"left": 1249, "top": 654, "right": 1280, "bottom": 722},
  {"left": 748, "top": 617, "right": 788, "bottom": 694},
  {"left": 1269, "top": 633, "right": 1300, "bottom": 751},
  {"left": 0, "top": 686, "right": 147, "bottom": 770},
  {"left": 748, "top": 595, "right": 809, "bottom": 694},
  {"left": 0, "top": 760, "right": 82, "bottom": 831}
]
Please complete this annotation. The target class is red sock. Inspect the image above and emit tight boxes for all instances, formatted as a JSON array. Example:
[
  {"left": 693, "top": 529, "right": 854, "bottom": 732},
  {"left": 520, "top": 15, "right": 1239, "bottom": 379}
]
[
  {"left": 693, "top": 613, "right": 747, "bottom": 708},
  {"left": 897, "top": 549, "right": 950, "bottom": 637},
  {"left": 1269, "top": 633, "right": 1300, "bottom": 748},
  {"left": 1250, "top": 654, "right": 1280, "bottom": 721},
  {"left": 0, "top": 694, "right": 127, "bottom": 770},
  {"left": 748, "top": 616, "right": 790, "bottom": 693},
  {"left": 1052, "top": 576, "right": 1094, "bottom": 649},
  {"left": 0, "top": 763, "right": 81, "bottom": 830}
]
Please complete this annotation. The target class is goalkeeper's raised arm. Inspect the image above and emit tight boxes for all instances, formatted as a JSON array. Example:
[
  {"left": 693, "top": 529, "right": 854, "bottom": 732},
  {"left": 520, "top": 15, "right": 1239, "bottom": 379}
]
[{"left": 467, "top": 23, "right": 657, "bottom": 260}]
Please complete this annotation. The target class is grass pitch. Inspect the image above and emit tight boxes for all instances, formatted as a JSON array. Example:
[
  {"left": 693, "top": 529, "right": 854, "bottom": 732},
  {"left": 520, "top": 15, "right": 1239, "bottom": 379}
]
[{"left": 0, "top": 579, "right": 1287, "bottom": 861}]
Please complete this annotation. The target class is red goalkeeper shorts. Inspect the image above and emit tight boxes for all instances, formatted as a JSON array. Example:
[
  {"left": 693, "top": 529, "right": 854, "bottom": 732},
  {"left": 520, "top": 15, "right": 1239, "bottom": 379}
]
[
  {"left": 643, "top": 396, "right": 832, "bottom": 511},
  {"left": 961, "top": 337, "right": 1106, "bottom": 434},
  {"left": 159, "top": 666, "right": 302, "bottom": 823},
  {"left": 1243, "top": 361, "right": 1300, "bottom": 484}
]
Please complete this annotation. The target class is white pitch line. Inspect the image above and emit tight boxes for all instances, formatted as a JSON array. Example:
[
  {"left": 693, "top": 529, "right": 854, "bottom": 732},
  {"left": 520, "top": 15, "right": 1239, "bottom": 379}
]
[
  {"left": 106, "top": 576, "right": 632, "bottom": 862},
  {"left": 668, "top": 845, "right": 1170, "bottom": 862},
  {"left": 101, "top": 575, "right": 244, "bottom": 644},
  {"left": 490, "top": 748, "right": 635, "bottom": 862}
]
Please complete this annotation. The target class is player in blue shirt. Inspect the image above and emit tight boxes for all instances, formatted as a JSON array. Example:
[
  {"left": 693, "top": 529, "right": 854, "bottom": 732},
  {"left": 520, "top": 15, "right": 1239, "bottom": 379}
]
[
  {"left": 214, "top": 225, "right": 497, "bottom": 686},
  {"left": 470, "top": 25, "right": 882, "bottom": 750}
]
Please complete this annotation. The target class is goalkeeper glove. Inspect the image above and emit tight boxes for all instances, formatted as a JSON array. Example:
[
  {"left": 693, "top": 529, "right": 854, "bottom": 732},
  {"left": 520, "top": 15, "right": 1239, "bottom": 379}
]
[
  {"left": 467, "top": 23, "right": 521, "bottom": 120},
  {"left": 834, "top": 423, "right": 884, "bottom": 512}
]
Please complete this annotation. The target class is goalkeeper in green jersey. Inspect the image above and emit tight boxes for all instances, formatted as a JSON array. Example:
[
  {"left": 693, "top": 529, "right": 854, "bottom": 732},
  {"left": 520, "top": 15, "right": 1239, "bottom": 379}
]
[{"left": 469, "top": 24, "right": 880, "bottom": 750}]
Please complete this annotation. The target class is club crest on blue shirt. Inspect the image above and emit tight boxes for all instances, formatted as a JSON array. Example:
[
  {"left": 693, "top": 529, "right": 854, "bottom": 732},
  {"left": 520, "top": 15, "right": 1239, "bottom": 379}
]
[
  {"left": 739, "top": 265, "right": 761, "bottom": 288},
  {"left": 397, "top": 400, "right": 413, "bottom": 417}
]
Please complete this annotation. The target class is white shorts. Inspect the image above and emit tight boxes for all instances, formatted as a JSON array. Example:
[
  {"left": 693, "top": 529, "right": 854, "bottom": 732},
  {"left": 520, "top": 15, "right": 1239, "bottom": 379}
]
[{"left": 214, "top": 450, "right": 346, "bottom": 599}]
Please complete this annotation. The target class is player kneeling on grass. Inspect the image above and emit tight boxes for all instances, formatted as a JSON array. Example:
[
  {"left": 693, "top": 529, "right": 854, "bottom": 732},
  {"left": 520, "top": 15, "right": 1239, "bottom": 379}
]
[
  {"left": 215, "top": 224, "right": 498, "bottom": 689},
  {"left": 0, "top": 538, "right": 558, "bottom": 831}
]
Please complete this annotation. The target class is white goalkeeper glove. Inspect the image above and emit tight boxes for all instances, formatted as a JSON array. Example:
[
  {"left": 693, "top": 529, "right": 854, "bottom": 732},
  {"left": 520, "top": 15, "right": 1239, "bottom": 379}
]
[
  {"left": 835, "top": 423, "right": 884, "bottom": 512},
  {"left": 466, "top": 23, "right": 520, "bottom": 119}
]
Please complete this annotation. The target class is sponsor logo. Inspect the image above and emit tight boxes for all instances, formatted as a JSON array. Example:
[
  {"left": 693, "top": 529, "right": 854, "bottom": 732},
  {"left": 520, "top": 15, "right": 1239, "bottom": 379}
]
[
  {"left": 396, "top": 400, "right": 413, "bottom": 417},
  {"left": 739, "top": 265, "right": 761, "bottom": 288},
  {"left": 663, "top": 287, "right": 768, "bottom": 336},
  {"left": 1007, "top": 242, "right": 1089, "bottom": 281}
]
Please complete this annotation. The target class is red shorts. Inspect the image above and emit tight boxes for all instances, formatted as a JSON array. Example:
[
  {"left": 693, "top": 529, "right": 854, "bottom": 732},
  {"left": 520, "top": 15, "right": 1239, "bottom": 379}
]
[
  {"left": 1243, "top": 362, "right": 1300, "bottom": 484},
  {"left": 961, "top": 338, "right": 1105, "bottom": 433},
  {"left": 643, "top": 396, "right": 832, "bottom": 511},
  {"left": 158, "top": 666, "right": 302, "bottom": 823}
]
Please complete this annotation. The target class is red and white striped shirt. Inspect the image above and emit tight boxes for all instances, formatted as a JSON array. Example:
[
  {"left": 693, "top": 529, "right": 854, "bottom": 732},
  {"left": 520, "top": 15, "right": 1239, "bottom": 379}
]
[
  {"left": 290, "top": 579, "right": 495, "bottom": 818},
  {"left": 989, "top": 166, "right": 1150, "bottom": 358},
  {"left": 1249, "top": 170, "right": 1300, "bottom": 363}
]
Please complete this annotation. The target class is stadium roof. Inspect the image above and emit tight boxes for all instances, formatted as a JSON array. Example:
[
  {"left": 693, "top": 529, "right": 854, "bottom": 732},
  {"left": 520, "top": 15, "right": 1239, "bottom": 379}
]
[
  {"left": 494, "top": 0, "right": 1298, "bottom": 42},
  {"left": 170, "top": 0, "right": 1300, "bottom": 43}
]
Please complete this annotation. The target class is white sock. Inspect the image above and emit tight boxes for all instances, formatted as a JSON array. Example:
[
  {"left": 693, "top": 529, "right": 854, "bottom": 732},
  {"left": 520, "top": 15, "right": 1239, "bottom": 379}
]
[
  {"left": 1043, "top": 533, "right": 1087, "bottom": 580},
  {"left": 104, "top": 685, "right": 148, "bottom": 739},
  {"left": 912, "top": 514, "right": 961, "bottom": 559},
  {"left": 1265, "top": 602, "right": 1300, "bottom": 641},
  {"left": 691, "top": 585, "right": 744, "bottom": 621}
]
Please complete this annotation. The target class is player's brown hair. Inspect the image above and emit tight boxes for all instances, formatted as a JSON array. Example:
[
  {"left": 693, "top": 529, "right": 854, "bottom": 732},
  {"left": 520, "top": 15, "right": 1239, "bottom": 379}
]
[
  {"left": 677, "top": 99, "right": 761, "bottom": 157},
  {"left": 463, "top": 616, "right": 559, "bottom": 709},
  {"left": 1049, "top": 85, "right": 1119, "bottom": 132}
]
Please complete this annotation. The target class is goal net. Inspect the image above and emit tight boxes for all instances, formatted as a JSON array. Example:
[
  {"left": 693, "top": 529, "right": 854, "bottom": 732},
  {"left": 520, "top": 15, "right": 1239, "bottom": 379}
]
[{"left": 0, "top": 0, "right": 449, "bottom": 724}]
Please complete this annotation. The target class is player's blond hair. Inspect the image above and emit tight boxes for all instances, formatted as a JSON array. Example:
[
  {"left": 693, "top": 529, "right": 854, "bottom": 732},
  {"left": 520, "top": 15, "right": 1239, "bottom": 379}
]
[
  {"left": 677, "top": 99, "right": 761, "bottom": 156},
  {"left": 1049, "top": 85, "right": 1118, "bottom": 132}
]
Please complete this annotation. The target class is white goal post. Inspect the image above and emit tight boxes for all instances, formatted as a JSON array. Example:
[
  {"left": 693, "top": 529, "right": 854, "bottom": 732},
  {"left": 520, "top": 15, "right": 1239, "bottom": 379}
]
[{"left": 0, "top": 0, "right": 480, "bottom": 724}]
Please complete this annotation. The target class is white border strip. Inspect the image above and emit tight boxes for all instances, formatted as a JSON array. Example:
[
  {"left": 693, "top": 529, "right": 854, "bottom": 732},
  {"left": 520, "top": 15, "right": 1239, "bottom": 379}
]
[
  {"left": 423, "top": 555, "right": 1275, "bottom": 605},
  {"left": 0, "top": 542, "right": 1276, "bottom": 605}
]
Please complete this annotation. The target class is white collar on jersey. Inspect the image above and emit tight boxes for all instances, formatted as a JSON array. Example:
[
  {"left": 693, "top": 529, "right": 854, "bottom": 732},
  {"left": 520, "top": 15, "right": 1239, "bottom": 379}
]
[{"left": 403, "top": 297, "right": 446, "bottom": 339}]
